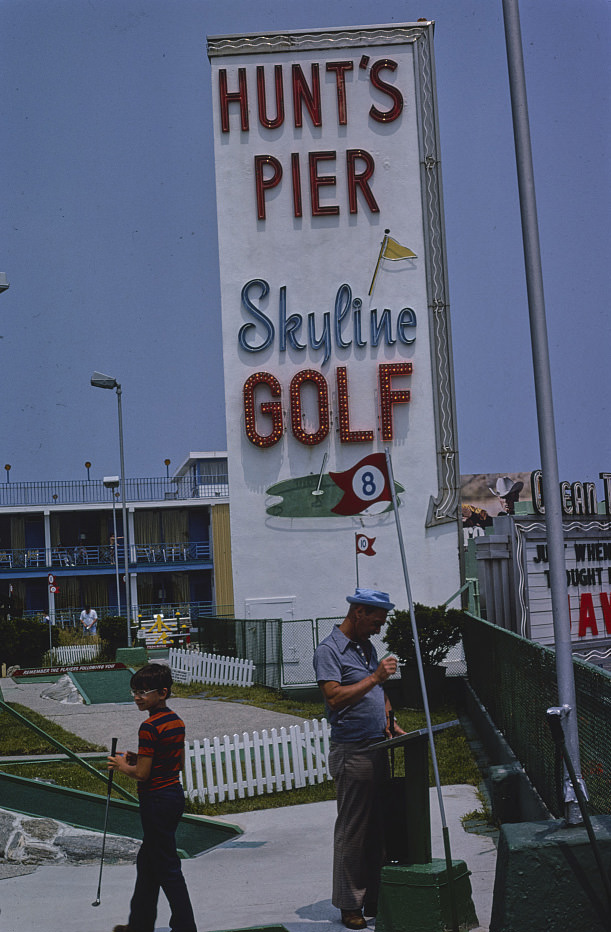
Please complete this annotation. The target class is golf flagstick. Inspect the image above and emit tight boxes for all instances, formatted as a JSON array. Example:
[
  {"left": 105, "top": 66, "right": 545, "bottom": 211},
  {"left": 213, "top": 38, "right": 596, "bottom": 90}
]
[
  {"left": 384, "top": 448, "right": 460, "bottom": 932},
  {"left": 92, "top": 736, "right": 118, "bottom": 907}
]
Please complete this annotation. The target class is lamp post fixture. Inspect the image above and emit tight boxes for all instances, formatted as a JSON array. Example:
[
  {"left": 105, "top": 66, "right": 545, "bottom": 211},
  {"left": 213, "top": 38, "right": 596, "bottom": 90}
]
[
  {"left": 164, "top": 458, "right": 171, "bottom": 479},
  {"left": 4, "top": 465, "right": 10, "bottom": 483},
  {"left": 103, "top": 476, "right": 122, "bottom": 619},
  {"left": 91, "top": 371, "right": 132, "bottom": 646},
  {"left": 85, "top": 461, "right": 92, "bottom": 481}
]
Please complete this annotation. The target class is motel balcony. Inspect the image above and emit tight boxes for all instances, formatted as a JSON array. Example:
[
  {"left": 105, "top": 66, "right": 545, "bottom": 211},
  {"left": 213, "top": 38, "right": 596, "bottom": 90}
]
[
  {"left": 0, "top": 474, "right": 228, "bottom": 508},
  {"left": 0, "top": 473, "right": 228, "bottom": 579}
]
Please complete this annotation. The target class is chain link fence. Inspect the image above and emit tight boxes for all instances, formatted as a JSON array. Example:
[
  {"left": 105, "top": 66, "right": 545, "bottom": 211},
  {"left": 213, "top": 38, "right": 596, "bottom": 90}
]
[
  {"left": 190, "top": 616, "right": 398, "bottom": 690},
  {"left": 462, "top": 612, "right": 611, "bottom": 817}
]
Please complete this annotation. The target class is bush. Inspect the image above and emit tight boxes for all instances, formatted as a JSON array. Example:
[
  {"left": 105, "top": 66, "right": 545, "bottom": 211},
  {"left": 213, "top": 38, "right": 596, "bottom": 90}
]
[
  {"left": 383, "top": 603, "right": 463, "bottom": 668},
  {"left": 0, "top": 617, "right": 60, "bottom": 668},
  {"left": 98, "top": 615, "right": 128, "bottom": 660}
]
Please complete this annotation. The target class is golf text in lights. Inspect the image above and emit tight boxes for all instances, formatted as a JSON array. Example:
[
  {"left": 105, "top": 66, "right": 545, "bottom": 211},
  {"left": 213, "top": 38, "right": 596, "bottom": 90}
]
[
  {"left": 216, "top": 58, "right": 403, "bottom": 220},
  {"left": 243, "top": 363, "right": 412, "bottom": 448}
]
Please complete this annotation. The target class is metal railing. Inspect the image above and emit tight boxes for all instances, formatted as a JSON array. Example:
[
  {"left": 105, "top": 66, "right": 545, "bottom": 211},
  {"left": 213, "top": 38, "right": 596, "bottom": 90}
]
[
  {"left": 24, "top": 601, "right": 231, "bottom": 628},
  {"left": 462, "top": 612, "right": 611, "bottom": 817},
  {"left": 0, "top": 475, "right": 228, "bottom": 508},
  {"left": 0, "top": 540, "right": 210, "bottom": 571}
]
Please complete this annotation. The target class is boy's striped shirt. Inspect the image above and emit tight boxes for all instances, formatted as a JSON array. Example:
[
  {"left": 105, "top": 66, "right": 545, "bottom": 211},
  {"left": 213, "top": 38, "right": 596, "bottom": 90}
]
[{"left": 137, "top": 707, "right": 185, "bottom": 792}]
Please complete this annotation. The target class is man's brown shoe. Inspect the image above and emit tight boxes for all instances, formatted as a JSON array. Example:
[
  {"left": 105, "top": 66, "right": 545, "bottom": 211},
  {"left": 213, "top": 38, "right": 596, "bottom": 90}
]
[{"left": 340, "top": 910, "right": 367, "bottom": 930}]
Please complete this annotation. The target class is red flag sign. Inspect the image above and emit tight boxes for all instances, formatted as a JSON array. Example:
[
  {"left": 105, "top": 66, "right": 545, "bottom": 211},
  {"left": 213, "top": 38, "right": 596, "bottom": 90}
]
[
  {"left": 330, "top": 453, "right": 392, "bottom": 516},
  {"left": 356, "top": 533, "right": 376, "bottom": 556}
]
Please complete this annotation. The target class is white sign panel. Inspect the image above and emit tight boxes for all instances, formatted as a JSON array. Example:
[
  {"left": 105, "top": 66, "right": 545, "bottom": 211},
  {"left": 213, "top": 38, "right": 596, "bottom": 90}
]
[
  {"left": 208, "top": 24, "right": 461, "bottom": 621},
  {"left": 517, "top": 521, "right": 611, "bottom": 649}
]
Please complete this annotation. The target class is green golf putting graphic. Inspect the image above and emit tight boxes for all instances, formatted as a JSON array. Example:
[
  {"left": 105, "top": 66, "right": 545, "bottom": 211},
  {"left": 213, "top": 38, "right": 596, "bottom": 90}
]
[{"left": 265, "top": 471, "right": 403, "bottom": 518}]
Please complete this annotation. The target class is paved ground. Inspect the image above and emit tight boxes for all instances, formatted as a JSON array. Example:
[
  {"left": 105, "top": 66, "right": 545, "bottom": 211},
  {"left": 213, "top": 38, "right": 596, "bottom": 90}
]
[
  {"left": 0, "top": 677, "right": 497, "bottom": 932},
  {"left": 1, "top": 677, "right": 312, "bottom": 753}
]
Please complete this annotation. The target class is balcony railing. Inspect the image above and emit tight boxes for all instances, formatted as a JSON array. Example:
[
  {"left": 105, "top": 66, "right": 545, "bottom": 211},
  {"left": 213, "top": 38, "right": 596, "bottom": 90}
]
[
  {"left": 0, "top": 540, "right": 211, "bottom": 571},
  {"left": 0, "top": 475, "right": 228, "bottom": 508},
  {"left": 23, "top": 601, "right": 231, "bottom": 627}
]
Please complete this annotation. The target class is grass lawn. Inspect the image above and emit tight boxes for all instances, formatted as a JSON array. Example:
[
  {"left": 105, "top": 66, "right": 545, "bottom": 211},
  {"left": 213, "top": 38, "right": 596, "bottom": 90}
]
[
  {"left": 0, "top": 684, "right": 481, "bottom": 817},
  {"left": 0, "top": 702, "right": 104, "bottom": 754}
]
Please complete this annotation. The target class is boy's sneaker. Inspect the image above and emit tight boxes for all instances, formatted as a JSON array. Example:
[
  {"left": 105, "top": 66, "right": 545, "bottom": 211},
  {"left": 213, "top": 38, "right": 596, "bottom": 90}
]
[{"left": 112, "top": 926, "right": 137, "bottom": 932}]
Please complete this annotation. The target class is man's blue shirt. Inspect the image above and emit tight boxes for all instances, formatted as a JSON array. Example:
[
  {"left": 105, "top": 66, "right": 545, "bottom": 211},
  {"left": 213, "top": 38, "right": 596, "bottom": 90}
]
[{"left": 313, "top": 625, "right": 386, "bottom": 742}]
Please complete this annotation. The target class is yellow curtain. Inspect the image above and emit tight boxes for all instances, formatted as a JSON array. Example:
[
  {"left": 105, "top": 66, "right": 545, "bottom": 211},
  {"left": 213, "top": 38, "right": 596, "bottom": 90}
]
[
  {"left": 10, "top": 516, "right": 25, "bottom": 550},
  {"left": 11, "top": 580, "right": 26, "bottom": 615},
  {"left": 211, "top": 504, "right": 234, "bottom": 615},
  {"left": 60, "top": 576, "right": 81, "bottom": 608},
  {"left": 136, "top": 573, "right": 155, "bottom": 606},
  {"left": 82, "top": 577, "right": 110, "bottom": 611},
  {"left": 50, "top": 515, "right": 61, "bottom": 547},
  {"left": 134, "top": 511, "right": 161, "bottom": 545},
  {"left": 162, "top": 509, "right": 188, "bottom": 545},
  {"left": 171, "top": 572, "right": 189, "bottom": 603}
]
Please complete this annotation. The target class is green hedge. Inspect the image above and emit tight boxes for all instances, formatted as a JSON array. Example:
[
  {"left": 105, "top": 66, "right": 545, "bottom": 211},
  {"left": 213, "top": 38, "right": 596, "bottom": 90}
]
[
  {"left": 0, "top": 617, "right": 60, "bottom": 668},
  {"left": 98, "top": 615, "right": 128, "bottom": 660}
]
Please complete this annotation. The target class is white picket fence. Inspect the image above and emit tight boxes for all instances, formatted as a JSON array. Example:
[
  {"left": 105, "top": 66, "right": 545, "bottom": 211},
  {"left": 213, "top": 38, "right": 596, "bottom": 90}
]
[
  {"left": 169, "top": 647, "right": 255, "bottom": 687},
  {"left": 182, "top": 717, "right": 331, "bottom": 803},
  {"left": 49, "top": 643, "right": 101, "bottom": 665}
]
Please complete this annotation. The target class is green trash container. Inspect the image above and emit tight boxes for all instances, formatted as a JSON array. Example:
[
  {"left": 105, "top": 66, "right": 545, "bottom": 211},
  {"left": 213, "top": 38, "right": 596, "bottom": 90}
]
[{"left": 375, "top": 859, "right": 479, "bottom": 932}]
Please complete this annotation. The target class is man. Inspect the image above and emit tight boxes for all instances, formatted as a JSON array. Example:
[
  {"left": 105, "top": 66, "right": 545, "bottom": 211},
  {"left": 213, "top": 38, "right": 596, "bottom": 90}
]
[
  {"left": 80, "top": 604, "right": 98, "bottom": 635},
  {"left": 313, "top": 588, "right": 404, "bottom": 930}
]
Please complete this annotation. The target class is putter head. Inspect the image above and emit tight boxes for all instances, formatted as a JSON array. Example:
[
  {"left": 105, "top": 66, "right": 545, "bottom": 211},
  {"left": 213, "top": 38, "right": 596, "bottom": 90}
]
[{"left": 92, "top": 899, "right": 101, "bottom": 907}]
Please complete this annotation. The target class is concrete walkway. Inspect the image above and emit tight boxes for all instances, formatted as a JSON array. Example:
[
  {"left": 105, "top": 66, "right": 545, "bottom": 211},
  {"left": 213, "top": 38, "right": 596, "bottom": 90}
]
[{"left": 0, "top": 678, "right": 497, "bottom": 931}]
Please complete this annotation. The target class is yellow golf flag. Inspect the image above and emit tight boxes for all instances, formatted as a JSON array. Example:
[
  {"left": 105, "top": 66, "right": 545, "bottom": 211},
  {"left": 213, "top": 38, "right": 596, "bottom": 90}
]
[
  {"left": 369, "top": 230, "right": 417, "bottom": 294},
  {"left": 382, "top": 236, "right": 417, "bottom": 260}
]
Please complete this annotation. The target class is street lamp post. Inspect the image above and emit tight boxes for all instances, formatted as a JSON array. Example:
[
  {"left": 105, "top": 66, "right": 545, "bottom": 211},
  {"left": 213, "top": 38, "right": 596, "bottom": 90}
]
[
  {"left": 91, "top": 372, "right": 132, "bottom": 646},
  {"left": 103, "top": 477, "right": 121, "bottom": 618}
]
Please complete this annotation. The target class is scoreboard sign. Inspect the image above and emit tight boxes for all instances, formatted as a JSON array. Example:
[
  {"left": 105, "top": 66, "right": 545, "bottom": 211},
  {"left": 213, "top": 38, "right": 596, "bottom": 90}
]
[{"left": 208, "top": 23, "right": 461, "bottom": 620}]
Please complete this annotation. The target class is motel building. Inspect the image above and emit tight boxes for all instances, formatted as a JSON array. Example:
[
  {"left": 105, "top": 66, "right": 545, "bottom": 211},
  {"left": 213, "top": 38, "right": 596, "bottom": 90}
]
[{"left": 0, "top": 453, "right": 233, "bottom": 627}]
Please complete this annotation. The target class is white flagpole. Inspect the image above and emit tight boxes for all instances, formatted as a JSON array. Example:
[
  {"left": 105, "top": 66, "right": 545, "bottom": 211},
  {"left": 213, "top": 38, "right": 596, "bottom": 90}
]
[{"left": 384, "top": 447, "right": 460, "bottom": 932}]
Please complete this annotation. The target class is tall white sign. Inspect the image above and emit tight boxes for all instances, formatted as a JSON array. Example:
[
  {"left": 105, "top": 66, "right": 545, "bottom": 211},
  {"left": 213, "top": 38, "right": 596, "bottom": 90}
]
[{"left": 208, "top": 23, "right": 461, "bottom": 623}]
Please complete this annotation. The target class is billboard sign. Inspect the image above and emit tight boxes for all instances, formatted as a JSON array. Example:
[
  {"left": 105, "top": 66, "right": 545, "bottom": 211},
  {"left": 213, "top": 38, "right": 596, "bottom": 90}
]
[{"left": 208, "top": 23, "right": 461, "bottom": 621}]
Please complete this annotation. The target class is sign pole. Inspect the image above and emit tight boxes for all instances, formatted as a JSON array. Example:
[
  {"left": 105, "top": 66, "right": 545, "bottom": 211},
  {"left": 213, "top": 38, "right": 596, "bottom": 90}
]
[
  {"left": 384, "top": 447, "right": 459, "bottom": 932},
  {"left": 503, "top": 0, "right": 583, "bottom": 822}
]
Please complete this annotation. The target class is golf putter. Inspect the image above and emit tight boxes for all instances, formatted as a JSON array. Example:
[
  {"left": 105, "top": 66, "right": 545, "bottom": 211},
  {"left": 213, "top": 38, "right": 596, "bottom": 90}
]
[{"left": 92, "top": 736, "right": 118, "bottom": 907}]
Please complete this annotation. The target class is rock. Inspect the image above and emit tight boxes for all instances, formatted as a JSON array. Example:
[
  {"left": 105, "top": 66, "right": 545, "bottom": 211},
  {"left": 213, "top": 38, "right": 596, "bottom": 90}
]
[
  {"left": 0, "top": 811, "right": 17, "bottom": 857},
  {"left": 21, "top": 843, "right": 59, "bottom": 863},
  {"left": 21, "top": 818, "right": 59, "bottom": 841},
  {"left": 40, "top": 674, "right": 83, "bottom": 704},
  {"left": 5, "top": 831, "right": 26, "bottom": 861},
  {"left": 56, "top": 833, "right": 139, "bottom": 863},
  {"left": 0, "top": 808, "right": 139, "bottom": 866}
]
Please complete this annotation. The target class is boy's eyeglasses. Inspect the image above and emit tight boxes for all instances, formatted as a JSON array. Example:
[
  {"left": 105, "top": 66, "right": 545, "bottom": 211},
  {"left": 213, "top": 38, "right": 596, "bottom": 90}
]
[{"left": 130, "top": 688, "right": 158, "bottom": 698}]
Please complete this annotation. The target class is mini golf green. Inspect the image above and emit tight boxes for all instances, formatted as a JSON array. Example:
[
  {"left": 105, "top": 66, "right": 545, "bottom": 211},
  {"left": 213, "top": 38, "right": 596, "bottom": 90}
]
[{"left": 0, "top": 770, "right": 241, "bottom": 856}]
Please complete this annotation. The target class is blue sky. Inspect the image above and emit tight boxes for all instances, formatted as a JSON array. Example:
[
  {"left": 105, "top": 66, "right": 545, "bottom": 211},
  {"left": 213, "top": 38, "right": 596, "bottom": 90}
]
[{"left": 1, "top": 0, "right": 609, "bottom": 483}]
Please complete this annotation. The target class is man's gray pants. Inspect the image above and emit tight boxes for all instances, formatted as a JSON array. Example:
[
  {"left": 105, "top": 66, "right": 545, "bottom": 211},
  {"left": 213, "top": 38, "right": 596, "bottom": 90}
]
[{"left": 328, "top": 740, "right": 389, "bottom": 911}]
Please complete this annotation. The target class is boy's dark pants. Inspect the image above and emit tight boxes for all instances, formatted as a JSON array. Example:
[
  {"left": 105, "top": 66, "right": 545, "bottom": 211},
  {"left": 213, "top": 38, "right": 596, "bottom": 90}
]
[{"left": 129, "top": 785, "right": 197, "bottom": 932}]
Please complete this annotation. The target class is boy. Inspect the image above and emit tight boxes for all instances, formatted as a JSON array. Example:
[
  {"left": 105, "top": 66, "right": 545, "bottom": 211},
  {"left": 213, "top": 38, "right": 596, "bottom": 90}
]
[{"left": 108, "top": 663, "right": 197, "bottom": 932}]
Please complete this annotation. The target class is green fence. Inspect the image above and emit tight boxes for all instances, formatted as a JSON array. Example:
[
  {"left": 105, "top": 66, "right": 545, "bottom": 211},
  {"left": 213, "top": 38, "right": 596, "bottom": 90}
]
[
  {"left": 462, "top": 613, "right": 611, "bottom": 817},
  {"left": 190, "top": 616, "right": 345, "bottom": 689}
]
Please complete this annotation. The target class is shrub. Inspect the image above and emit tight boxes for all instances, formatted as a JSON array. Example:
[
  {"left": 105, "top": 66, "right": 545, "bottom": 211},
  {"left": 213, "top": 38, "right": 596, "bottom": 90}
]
[
  {"left": 0, "top": 617, "right": 60, "bottom": 668},
  {"left": 98, "top": 615, "right": 128, "bottom": 660},
  {"left": 383, "top": 603, "right": 463, "bottom": 667}
]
